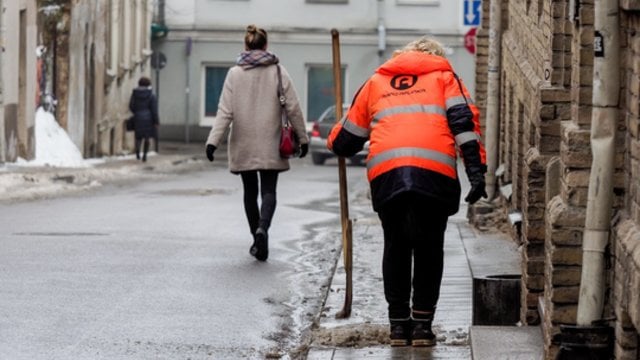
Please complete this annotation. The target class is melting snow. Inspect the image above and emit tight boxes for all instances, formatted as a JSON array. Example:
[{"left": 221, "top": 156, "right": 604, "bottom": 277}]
[{"left": 18, "top": 108, "right": 87, "bottom": 168}]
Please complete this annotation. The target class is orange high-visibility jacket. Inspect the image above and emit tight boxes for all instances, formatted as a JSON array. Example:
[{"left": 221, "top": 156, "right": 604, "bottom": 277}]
[{"left": 327, "top": 51, "right": 486, "bottom": 214}]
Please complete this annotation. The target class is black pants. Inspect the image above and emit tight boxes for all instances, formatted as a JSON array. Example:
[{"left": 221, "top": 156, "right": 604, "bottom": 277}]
[
  {"left": 135, "top": 135, "right": 150, "bottom": 160},
  {"left": 239, "top": 170, "right": 279, "bottom": 236},
  {"left": 377, "top": 192, "right": 449, "bottom": 320}
]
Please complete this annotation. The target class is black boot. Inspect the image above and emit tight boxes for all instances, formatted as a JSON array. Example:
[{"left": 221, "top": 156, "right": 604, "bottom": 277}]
[
  {"left": 411, "top": 310, "right": 436, "bottom": 347},
  {"left": 251, "top": 228, "right": 268, "bottom": 261},
  {"left": 249, "top": 232, "right": 258, "bottom": 257},
  {"left": 142, "top": 139, "right": 149, "bottom": 162},
  {"left": 389, "top": 319, "right": 411, "bottom": 347}
]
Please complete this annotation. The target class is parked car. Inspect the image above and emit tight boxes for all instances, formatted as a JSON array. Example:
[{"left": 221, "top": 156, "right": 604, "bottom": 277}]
[{"left": 308, "top": 104, "right": 369, "bottom": 165}]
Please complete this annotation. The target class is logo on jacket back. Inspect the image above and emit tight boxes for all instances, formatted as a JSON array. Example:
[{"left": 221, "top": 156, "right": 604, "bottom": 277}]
[{"left": 390, "top": 74, "right": 418, "bottom": 90}]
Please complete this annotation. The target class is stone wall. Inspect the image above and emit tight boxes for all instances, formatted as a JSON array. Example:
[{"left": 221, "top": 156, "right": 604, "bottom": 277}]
[
  {"left": 493, "top": 4, "right": 570, "bottom": 350},
  {"left": 473, "top": 1, "right": 638, "bottom": 358},
  {"left": 612, "top": 9, "right": 640, "bottom": 360}
]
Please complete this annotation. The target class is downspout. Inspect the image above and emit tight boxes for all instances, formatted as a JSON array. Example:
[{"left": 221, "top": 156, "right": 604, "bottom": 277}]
[
  {"left": 377, "top": 0, "right": 386, "bottom": 65},
  {"left": 156, "top": 0, "right": 165, "bottom": 26},
  {"left": 0, "top": 0, "right": 4, "bottom": 163},
  {"left": 576, "top": 0, "right": 619, "bottom": 326},
  {"left": 184, "top": 37, "right": 192, "bottom": 144},
  {"left": 484, "top": 0, "right": 502, "bottom": 200}
]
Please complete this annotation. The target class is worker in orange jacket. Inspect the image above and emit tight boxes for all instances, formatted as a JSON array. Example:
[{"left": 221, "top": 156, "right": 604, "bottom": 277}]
[{"left": 327, "top": 37, "right": 487, "bottom": 347}]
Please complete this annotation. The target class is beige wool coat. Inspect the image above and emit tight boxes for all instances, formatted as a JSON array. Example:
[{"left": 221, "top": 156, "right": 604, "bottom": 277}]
[{"left": 206, "top": 64, "right": 309, "bottom": 173}]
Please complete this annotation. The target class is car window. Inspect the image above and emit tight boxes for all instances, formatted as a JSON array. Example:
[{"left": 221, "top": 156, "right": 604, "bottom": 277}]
[
  {"left": 319, "top": 105, "right": 349, "bottom": 124},
  {"left": 321, "top": 108, "right": 336, "bottom": 123}
]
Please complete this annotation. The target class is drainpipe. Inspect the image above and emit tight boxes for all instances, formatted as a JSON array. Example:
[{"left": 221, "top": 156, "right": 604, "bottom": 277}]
[
  {"left": 156, "top": 0, "right": 165, "bottom": 26},
  {"left": 377, "top": 0, "right": 386, "bottom": 65},
  {"left": 0, "top": 0, "right": 4, "bottom": 163},
  {"left": 184, "top": 37, "right": 192, "bottom": 144},
  {"left": 484, "top": 0, "right": 502, "bottom": 200},
  {"left": 576, "top": 0, "right": 619, "bottom": 326}
]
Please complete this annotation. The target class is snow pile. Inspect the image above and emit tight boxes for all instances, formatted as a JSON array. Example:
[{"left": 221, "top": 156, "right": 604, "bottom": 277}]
[{"left": 22, "top": 108, "right": 87, "bottom": 168}]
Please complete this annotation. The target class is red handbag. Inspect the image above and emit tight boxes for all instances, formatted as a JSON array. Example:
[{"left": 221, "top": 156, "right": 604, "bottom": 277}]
[
  {"left": 276, "top": 65, "right": 298, "bottom": 158},
  {"left": 279, "top": 125, "right": 297, "bottom": 158}
]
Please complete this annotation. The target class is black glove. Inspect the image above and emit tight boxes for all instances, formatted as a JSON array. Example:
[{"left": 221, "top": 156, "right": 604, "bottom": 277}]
[
  {"left": 299, "top": 143, "right": 308, "bottom": 158},
  {"left": 465, "top": 173, "right": 488, "bottom": 204},
  {"left": 206, "top": 144, "right": 216, "bottom": 162}
]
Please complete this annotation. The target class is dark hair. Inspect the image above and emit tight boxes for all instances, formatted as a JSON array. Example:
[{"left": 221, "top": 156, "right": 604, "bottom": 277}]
[
  {"left": 138, "top": 76, "right": 151, "bottom": 87},
  {"left": 244, "top": 24, "right": 268, "bottom": 50}
]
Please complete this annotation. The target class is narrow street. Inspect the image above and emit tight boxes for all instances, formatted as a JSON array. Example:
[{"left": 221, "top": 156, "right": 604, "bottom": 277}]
[{"left": 0, "top": 160, "right": 368, "bottom": 359}]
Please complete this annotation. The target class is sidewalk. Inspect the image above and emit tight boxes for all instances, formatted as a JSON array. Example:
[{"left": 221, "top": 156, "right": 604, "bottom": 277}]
[
  {"left": 305, "top": 171, "right": 530, "bottom": 359},
  {"left": 0, "top": 141, "right": 218, "bottom": 203}
]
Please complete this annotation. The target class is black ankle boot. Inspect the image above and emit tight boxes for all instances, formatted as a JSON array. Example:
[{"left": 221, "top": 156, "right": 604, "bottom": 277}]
[
  {"left": 411, "top": 310, "right": 436, "bottom": 347},
  {"left": 252, "top": 228, "right": 268, "bottom": 261},
  {"left": 389, "top": 319, "right": 411, "bottom": 346}
]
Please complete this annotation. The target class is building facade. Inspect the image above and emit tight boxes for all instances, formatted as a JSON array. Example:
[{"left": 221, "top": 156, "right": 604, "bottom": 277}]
[
  {"left": 1, "top": 0, "right": 38, "bottom": 162},
  {"left": 0, "top": 0, "right": 153, "bottom": 163},
  {"left": 473, "top": 0, "right": 640, "bottom": 358},
  {"left": 154, "top": 0, "right": 478, "bottom": 141},
  {"left": 46, "top": 0, "right": 154, "bottom": 158}
]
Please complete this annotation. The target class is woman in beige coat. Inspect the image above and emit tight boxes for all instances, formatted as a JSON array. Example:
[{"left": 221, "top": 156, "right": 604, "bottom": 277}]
[{"left": 205, "top": 25, "right": 309, "bottom": 261}]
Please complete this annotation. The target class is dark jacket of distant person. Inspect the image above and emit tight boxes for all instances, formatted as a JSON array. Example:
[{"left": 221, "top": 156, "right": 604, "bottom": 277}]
[{"left": 129, "top": 87, "right": 159, "bottom": 139}]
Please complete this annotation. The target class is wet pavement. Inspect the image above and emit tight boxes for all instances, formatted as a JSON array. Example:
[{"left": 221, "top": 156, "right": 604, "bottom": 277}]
[
  {"left": 0, "top": 143, "right": 347, "bottom": 358},
  {"left": 0, "top": 143, "right": 542, "bottom": 359}
]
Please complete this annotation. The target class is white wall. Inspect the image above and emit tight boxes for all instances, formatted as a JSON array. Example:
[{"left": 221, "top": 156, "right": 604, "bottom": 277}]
[
  {"left": 166, "top": 0, "right": 470, "bottom": 34},
  {"left": 157, "top": 0, "right": 478, "bottom": 139}
]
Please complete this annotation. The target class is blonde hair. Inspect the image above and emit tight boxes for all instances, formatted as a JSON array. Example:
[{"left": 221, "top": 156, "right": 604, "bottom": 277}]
[
  {"left": 393, "top": 36, "right": 445, "bottom": 57},
  {"left": 244, "top": 24, "right": 268, "bottom": 50}
]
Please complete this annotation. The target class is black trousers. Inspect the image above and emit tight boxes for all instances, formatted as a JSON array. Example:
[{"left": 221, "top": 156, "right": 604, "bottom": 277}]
[
  {"left": 239, "top": 170, "right": 279, "bottom": 235},
  {"left": 134, "top": 135, "right": 150, "bottom": 159},
  {"left": 377, "top": 192, "right": 449, "bottom": 320}
]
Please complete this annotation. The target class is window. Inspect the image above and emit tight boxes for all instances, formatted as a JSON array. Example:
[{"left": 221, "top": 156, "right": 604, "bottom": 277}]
[
  {"left": 130, "top": 0, "right": 138, "bottom": 66},
  {"left": 538, "top": 0, "right": 544, "bottom": 19},
  {"left": 306, "top": 0, "right": 348, "bottom": 3},
  {"left": 307, "top": 65, "right": 345, "bottom": 123},
  {"left": 107, "top": 0, "right": 120, "bottom": 77},
  {"left": 202, "top": 65, "right": 231, "bottom": 125},
  {"left": 119, "top": 0, "right": 129, "bottom": 74},
  {"left": 395, "top": 0, "right": 439, "bottom": 5}
]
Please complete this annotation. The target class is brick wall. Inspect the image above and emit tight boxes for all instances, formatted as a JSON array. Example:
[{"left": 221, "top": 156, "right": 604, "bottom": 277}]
[
  {"left": 492, "top": 2, "right": 570, "bottom": 351},
  {"left": 474, "top": 0, "right": 491, "bottom": 134},
  {"left": 612, "top": 10, "right": 640, "bottom": 360},
  {"left": 473, "top": 1, "right": 638, "bottom": 359}
]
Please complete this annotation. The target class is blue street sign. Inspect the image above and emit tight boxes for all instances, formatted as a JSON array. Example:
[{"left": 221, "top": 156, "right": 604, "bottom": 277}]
[{"left": 463, "top": 0, "right": 482, "bottom": 26}]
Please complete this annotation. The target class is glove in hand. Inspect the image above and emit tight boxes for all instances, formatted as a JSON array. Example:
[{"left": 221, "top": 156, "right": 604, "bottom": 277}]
[
  {"left": 299, "top": 143, "right": 309, "bottom": 158},
  {"left": 206, "top": 144, "right": 216, "bottom": 162},
  {"left": 465, "top": 173, "right": 488, "bottom": 204}
]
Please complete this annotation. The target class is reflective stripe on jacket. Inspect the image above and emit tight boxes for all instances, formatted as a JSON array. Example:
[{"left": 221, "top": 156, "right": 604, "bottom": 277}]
[{"left": 327, "top": 51, "right": 486, "bottom": 213}]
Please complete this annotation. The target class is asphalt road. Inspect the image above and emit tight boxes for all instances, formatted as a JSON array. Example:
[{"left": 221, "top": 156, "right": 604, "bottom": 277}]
[{"left": 0, "top": 160, "right": 369, "bottom": 359}]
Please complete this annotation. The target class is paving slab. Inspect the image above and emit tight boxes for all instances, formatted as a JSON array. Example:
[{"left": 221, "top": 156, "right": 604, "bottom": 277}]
[{"left": 470, "top": 326, "right": 544, "bottom": 360}]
